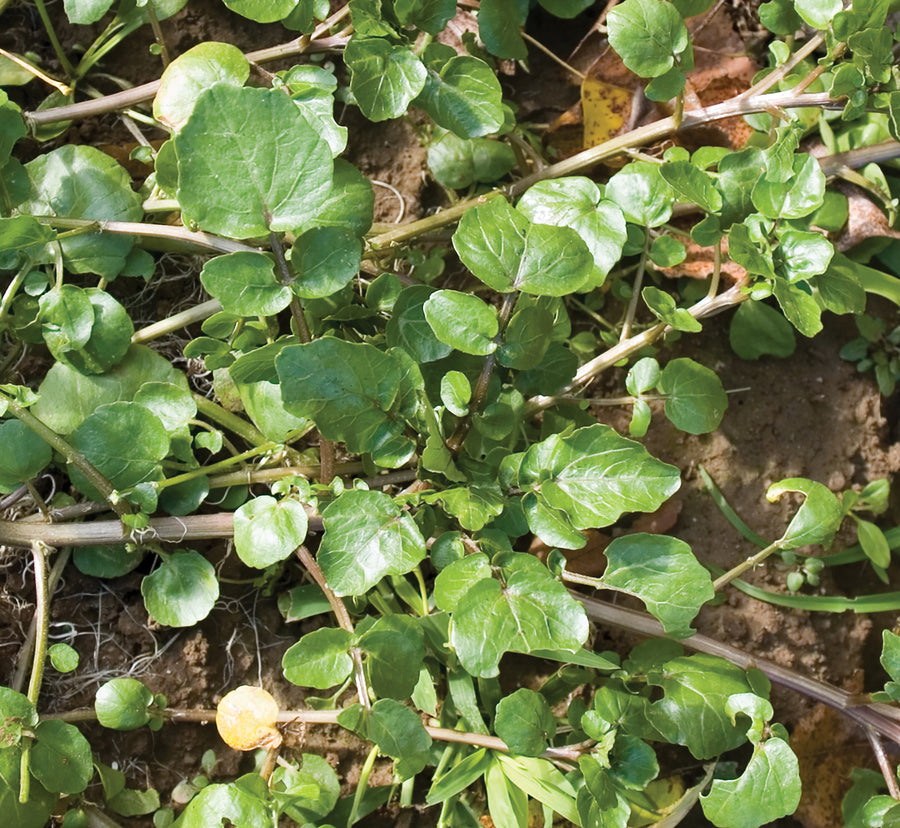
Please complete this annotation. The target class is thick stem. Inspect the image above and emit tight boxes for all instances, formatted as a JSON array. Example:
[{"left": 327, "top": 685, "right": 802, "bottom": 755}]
[
  {"left": 192, "top": 394, "right": 270, "bottom": 448},
  {"left": 132, "top": 300, "right": 222, "bottom": 344},
  {"left": 619, "top": 231, "right": 649, "bottom": 342}
]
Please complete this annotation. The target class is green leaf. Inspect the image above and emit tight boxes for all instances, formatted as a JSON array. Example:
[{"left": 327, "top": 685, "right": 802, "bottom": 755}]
[
  {"left": 478, "top": 0, "right": 528, "bottom": 59},
  {"left": 503, "top": 424, "right": 681, "bottom": 539},
  {"left": 386, "top": 285, "right": 453, "bottom": 363},
  {"left": 64, "top": 0, "right": 113, "bottom": 24},
  {"left": 642, "top": 286, "right": 701, "bottom": 332},
  {"left": 772, "top": 280, "right": 822, "bottom": 337},
  {"left": 0, "top": 216, "right": 56, "bottom": 258},
  {"left": 31, "top": 719, "right": 93, "bottom": 794},
  {"left": 174, "top": 84, "right": 333, "bottom": 238},
  {"left": 626, "top": 357, "right": 660, "bottom": 395},
  {"left": 142, "top": 550, "right": 219, "bottom": 627},
  {"left": 728, "top": 301, "right": 795, "bottom": 360},
  {"left": 427, "top": 131, "right": 516, "bottom": 189},
  {"left": 95, "top": 678, "right": 155, "bottom": 730},
  {"left": 290, "top": 227, "right": 362, "bottom": 299},
  {"left": 426, "top": 748, "right": 492, "bottom": 805},
  {"left": 728, "top": 222, "right": 775, "bottom": 280},
  {"left": 415, "top": 51, "right": 504, "bottom": 138},
  {"left": 881, "top": 630, "right": 900, "bottom": 684},
  {"left": 451, "top": 560, "right": 589, "bottom": 677},
  {"left": 649, "top": 234, "right": 686, "bottom": 267},
  {"left": 605, "top": 161, "right": 676, "bottom": 227},
  {"left": 394, "top": 0, "right": 455, "bottom": 32},
  {"left": 359, "top": 614, "right": 424, "bottom": 700},
  {"left": 172, "top": 777, "right": 270, "bottom": 828},
  {"left": 0, "top": 419, "right": 52, "bottom": 489},
  {"left": 453, "top": 197, "right": 594, "bottom": 295},
  {"left": 516, "top": 178, "right": 627, "bottom": 285},
  {"left": 752, "top": 154, "right": 825, "bottom": 220},
  {"left": 607, "top": 0, "right": 690, "bottom": 78},
  {"left": 220, "top": 0, "right": 299, "bottom": 21},
  {"left": 660, "top": 161, "right": 722, "bottom": 213},
  {"left": 233, "top": 495, "right": 308, "bottom": 568},
  {"left": 200, "top": 252, "right": 290, "bottom": 317},
  {"left": 108, "top": 786, "right": 161, "bottom": 817},
  {"left": 648, "top": 654, "right": 756, "bottom": 758},
  {"left": 337, "top": 699, "right": 433, "bottom": 778},
  {"left": 295, "top": 159, "right": 374, "bottom": 237},
  {"left": 277, "top": 339, "right": 414, "bottom": 461},
  {"left": 658, "top": 357, "right": 727, "bottom": 434},
  {"left": 433, "top": 554, "right": 492, "bottom": 611},
  {"left": 792, "top": 0, "right": 842, "bottom": 28},
  {"left": 153, "top": 42, "right": 250, "bottom": 130},
  {"left": 577, "top": 756, "right": 630, "bottom": 828},
  {"left": 856, "top": 518, "right": 891, "bottom": 568},
  {"left": 0, "top": 748, "right": 56, "bottom": 828},
  {"left": 272, "top": 753, "right": 340, "bottom": 824},
  {"left": 21, "top": 145, "right": 142, "bottom": 279},
  {"left": 49, "top": 642, "right": 80, "bottom": 673},
  {"left": 496, "top": 755, "right": 582, "bottom": 826},
  {"left": 424, "top": 290, "right": 498, "bottom": 355},
  {"left": 440, "top": 370, "right": 471, "bottom": 416},
  {"left": 766, "top": 477, "right": 843, "bottom": 548},
  {"left": 499, "top": 305, "right": 553, "bottom": 369},
  {"left": 716, "top": 149, "right": 766, "bottom": 228},
  {"left": 423, "top": 485, "right": 506, "bottom": 532},
  {"left": 344, "top": 37, "right": 427, "bottom": 121},
  {"left": 495, "top": 688, "right": 556, "bottom": 756},
  {"left": 282, "top": 627, "right": 354, "bottom": 688},
  {"left": 0, "top": 93, "right": 26, "bottom": 163},
  {"left": 0, "top": 687, "right": 38, "bottom": 747},
  {"left": 777, "top": 228, "right": 833, "bottom": 283},
  {"left": 601, "top": 534, "right": 715, "bottom": 637},
  {"left": 53, "top": 289, "right": 134, "bottom": 375},
  {"left": 34, "top": 345, "right": 188, "bottom": 435},
  {"left": 700, "top": 738, "right": 801, "bottom": 828},
  {"left": 68, "top": 402, "right": 169, "bottom": 500},
  {"left": 485, "top": 756, "right": 529, "bottom": 828},
  {"left": 317, "top": 489, "right": 427, "bottom": 596}
]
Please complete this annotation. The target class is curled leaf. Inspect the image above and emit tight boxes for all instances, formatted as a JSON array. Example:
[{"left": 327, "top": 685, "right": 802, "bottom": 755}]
[{"left": 216, "top": 686, "right": 282, "bottom": 751}]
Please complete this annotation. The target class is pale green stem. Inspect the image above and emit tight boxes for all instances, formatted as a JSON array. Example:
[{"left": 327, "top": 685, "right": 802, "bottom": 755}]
[
  {"left": 152, "top": 442, "right": 282, "bottom": 492},
  {"left": 619, "top": 231, "right": 650, "bottom": 342},
  {"left": 31, "top": 0, "right": 75, "bottom": 79},
  {"left": 131, "top": 298, "right": 220, "bottom": 343},
  {"left": 347, "top": 745, "right": 380, "bottom": 828},
  {"left": 0, "top": 262, "right": 30, "bottom": 328},
  {"left": 192, "top": 394, "right": 270, "bottom": 447},
  {"left": 713, "top": 541, "right": 783, "bottom": 591}
]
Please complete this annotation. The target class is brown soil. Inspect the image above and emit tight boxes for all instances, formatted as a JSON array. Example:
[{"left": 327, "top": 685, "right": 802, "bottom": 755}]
[{"left": 3, "top": 2, "right": 900, "bottom": 827}]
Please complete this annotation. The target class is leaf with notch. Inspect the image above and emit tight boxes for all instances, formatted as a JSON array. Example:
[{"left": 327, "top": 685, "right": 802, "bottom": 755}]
[
  {"left": 142, "top": 550, "right": 219, "bottom": 627},
  {"left": 424, "top": 290, "right": 498, "bottom": 355},
  {"left": 291, "top": 227, "right": 362, "bottom": 299},
  {"left": 766, "top": 477, "right": 843, "bottom": 548},
  {"left": 752, "top": 154, "right": 825, "bottom": 220},
  {"left": 359, "top": 614, "right": 424, "bottom": 700},
  {"left": 478, "top": 0, "right": 528, "bottom": 59},
  {"left": 277, "top": 339, "right": 412, "bottom": 459},
  {"left": 605, "top": 161, "right": 676, "bottom": 227},
  {"left": 174, "top": 84, "right": 333, "bottom": 238},
  {"left": 282, "top": 627, "right": 354, "bottom": 688},
  {"left": 495, "top": 689, "right": 556, "bottom": 756},
  {"left": 517, "top": 178, "right": 627, "bottom": 286},
  {"left": 31, "top": 719, "right": 93, "bottom": 794},
  {"left": 642, "top": 286, "right": 701, "bottom": 332},
  {"left": 660, "top": 160, "right": 722, "bottom": 212},
  {"left": 233, "top": 495, "right": 308, "bottom": 568},
  {"left": 415, "top": 50, "right": 504, "bottom": 138},
  {"left": 317, "top": 489, "right": 426, "bottom": 596},
  {"left": 607, "top": 0, "right": 690, "bottom": 78},
  {"left": 601, "top": 534, "right": 714, "bottom": 637},
  {"left": 453, "top": 197, "right": 594, "bottom": 296},
  {"left": 658, "top": 357, "right": 727, "bottom": 434},
  {"left": 344, "top": 37, "right": 427, "bottom": 121},
  {"left": 200, "top": 252, "right": 290, "bottom": 316}
]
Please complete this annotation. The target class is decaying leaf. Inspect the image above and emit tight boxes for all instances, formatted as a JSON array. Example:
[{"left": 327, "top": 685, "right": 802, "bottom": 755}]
[{"left": 216, "top": 686, "right": 283, "bottom": 751}]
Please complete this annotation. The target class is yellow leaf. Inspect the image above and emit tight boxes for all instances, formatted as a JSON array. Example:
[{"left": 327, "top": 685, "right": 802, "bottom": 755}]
[
  {"left": 580, "top": 78, "right": 631, "bottom": 148},
  {"left": 216, "top": 686, "right": 283, "bottom": 751}
]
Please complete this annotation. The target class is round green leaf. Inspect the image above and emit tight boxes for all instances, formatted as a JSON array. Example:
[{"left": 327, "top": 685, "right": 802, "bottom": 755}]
[
  {"left": 605, "top": 161, "right": 676, "bottom": 227},
  {"left": 134, "top": 381, "right": 197, "bottom": 433},
  {"left": 200, "top": 251, "right": 291, "bottom": 316},
  {"left": 174, "top": 84, "right": 333, "bottom": 238},
  {"left": 233, "top": 495, "right": 308, "bottom": 568},
  {"left": 517, "top": 178, "right": 627, "bottom": 285},
  {"left": 751, "top": 154, "right": 826, "bottom": 220},
  {"left": 495, "top": 689, "right": 556, "bottom": 756},
  {"left": 153, "top": 42, "right": 250, "bottom": 130},
  {"left": 424, "top": 290, "right": 498, "bottom": 355},
  {"left": 95, "top": 678, "right": 154, "bottom": 730},
  {"left": 291, "top": 227, "right": 362, "bottom": 299},
  {"left": 607, "top": 0, "right": 690, "bottom": 78},
  {"left": 31, "top": 719, "right": 93, "bottom": 794},
  {"left": 344, "top": 37, "right": 427, "bottom": 121},
  {"left": 427, "top": 131, "right": 517, "bottom": 189},
  {"left": 658, "top": 358, "right": 727, "bottom": 434},
  {"left": 49, "top": 288, "right": 134, "bottom": 375},
  {"left": 22, "top": 145, "right": 143, "bottom": 279},
  {"left": 282, "top": 627, "right": 354, "bottom": 688},
  {"left": 49, "top": 643, "right": 79, "bottom": 673},
  {"left": 0, "top": 418, "right": 52, "bottom": 489},
  {"left": 0, "top": 687, "right": 38, "bottom": 747},
  {"left": 387, "top": 285, "right": 454, "bottom": 363},
  {"left": 440, "top": 370, "right": 471, "bottom": 416},
  {"left": 68, "top": 402, "right": 169, "bottom": 500},
  {"left": 317, "top": 489, "right": 427, "bottom": 596},
  {"left": 142, "top": 550, "right": 219, "bottom": 627}
]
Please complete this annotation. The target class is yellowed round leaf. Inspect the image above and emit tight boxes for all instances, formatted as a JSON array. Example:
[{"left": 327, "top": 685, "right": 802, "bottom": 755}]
[{"left": 216, "top": 685, "right": 283, "bottom": 751}]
